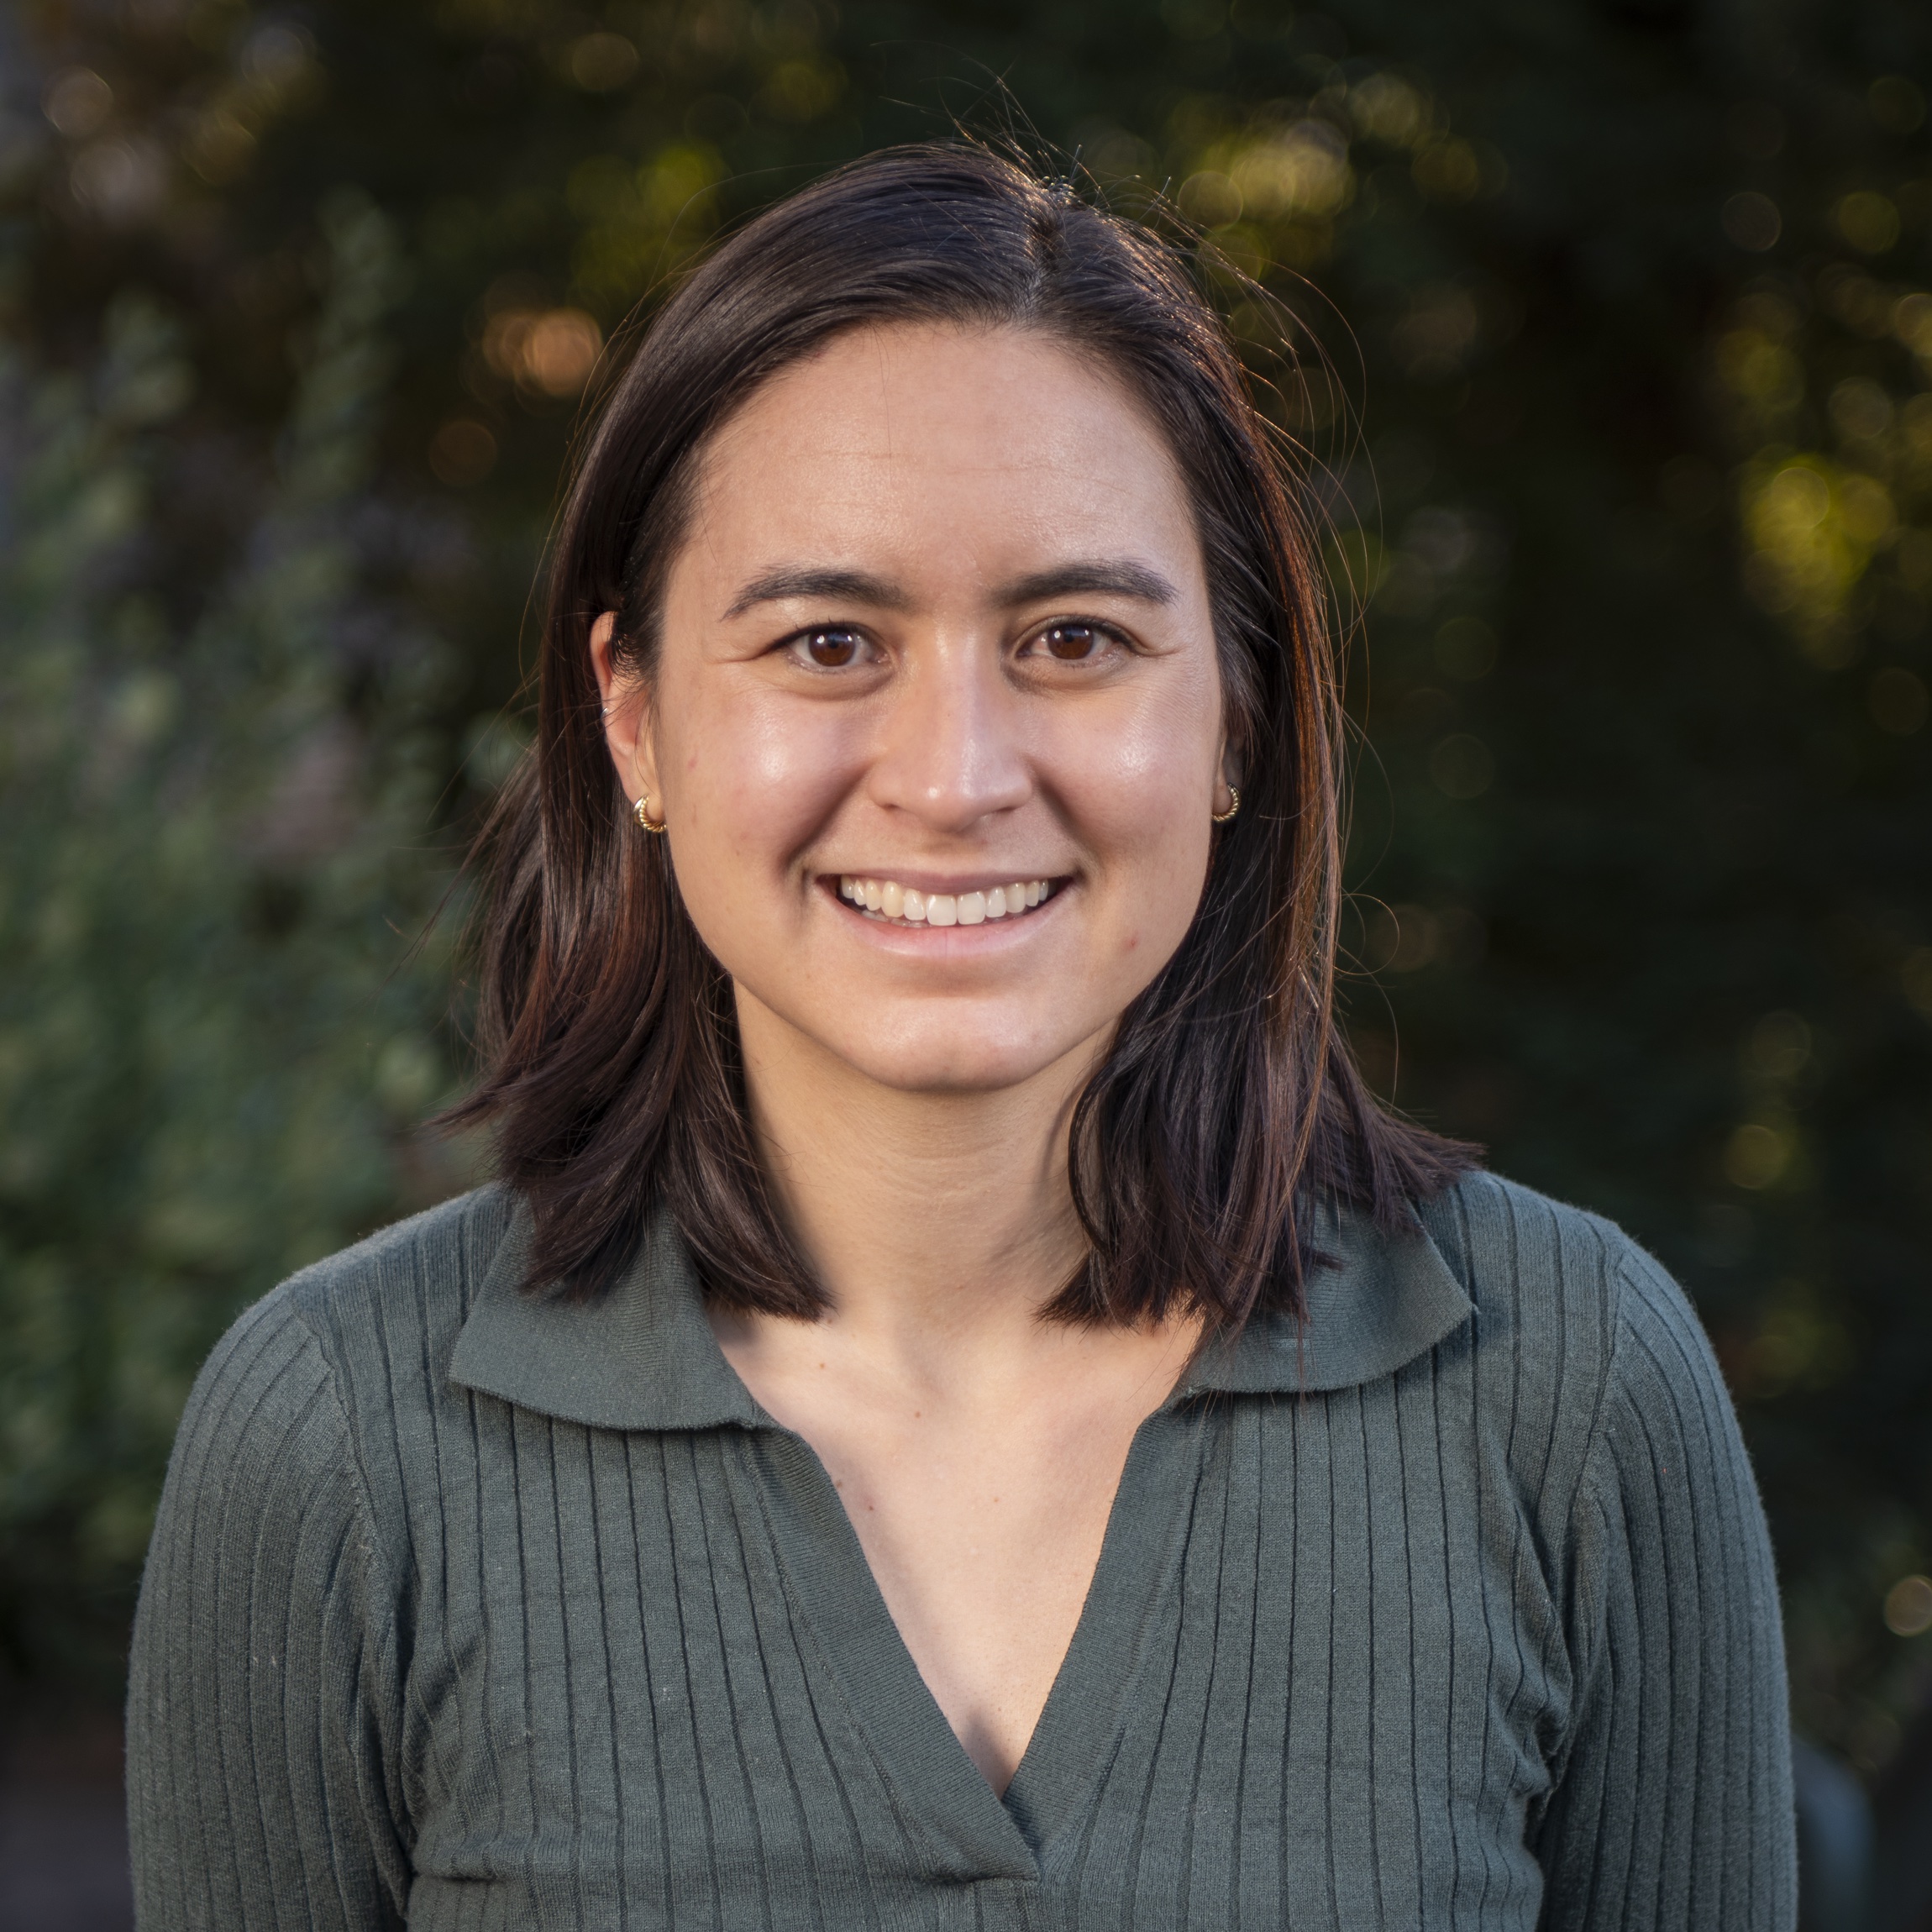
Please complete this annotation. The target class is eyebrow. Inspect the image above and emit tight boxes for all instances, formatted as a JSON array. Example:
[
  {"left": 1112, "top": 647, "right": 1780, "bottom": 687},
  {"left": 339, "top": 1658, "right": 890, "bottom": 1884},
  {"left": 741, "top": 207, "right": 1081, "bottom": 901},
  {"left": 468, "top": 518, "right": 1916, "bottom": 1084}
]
[
  {"left": 994, "top": 559, "right": 1179, "bottom": 607},
  {"left": 722, "top": 557, "right": 1179, "bottom": 621},
  {"left": 722, "top": 568, "right": 911, "bottom": 620}
]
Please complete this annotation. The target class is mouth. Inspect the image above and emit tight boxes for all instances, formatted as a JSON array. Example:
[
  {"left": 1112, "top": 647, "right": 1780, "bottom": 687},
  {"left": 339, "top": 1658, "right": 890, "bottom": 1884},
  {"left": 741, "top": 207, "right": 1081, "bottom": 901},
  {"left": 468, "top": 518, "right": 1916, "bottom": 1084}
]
[{"left": 832, "top": 874, "right": 1058, "bottom": 928}]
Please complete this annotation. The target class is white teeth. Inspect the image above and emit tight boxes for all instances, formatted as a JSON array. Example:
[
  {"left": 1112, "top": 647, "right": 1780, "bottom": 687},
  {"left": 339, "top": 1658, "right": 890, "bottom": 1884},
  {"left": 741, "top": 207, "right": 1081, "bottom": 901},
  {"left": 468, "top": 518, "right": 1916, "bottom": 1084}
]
[{"left": 832, "top": 876, "right": 1054, "bottom": 927}]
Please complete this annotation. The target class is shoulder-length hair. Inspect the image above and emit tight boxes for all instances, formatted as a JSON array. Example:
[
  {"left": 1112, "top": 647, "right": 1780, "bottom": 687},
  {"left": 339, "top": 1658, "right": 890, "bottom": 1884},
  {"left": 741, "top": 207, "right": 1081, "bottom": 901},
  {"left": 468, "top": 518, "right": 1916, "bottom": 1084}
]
[{"left": 447, "top": 141, "right": 1474, "bottom": 1326}]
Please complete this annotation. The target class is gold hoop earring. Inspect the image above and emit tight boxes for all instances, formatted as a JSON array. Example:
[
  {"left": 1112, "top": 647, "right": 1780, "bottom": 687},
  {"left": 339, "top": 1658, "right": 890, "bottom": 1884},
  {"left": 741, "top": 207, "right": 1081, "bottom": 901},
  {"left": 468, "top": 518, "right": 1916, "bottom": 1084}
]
[
  {"left": 634, "top": 795, "right": 667, "bottom": 834},
  {"left": 1212, "top": 786, "right": 1240, "bottom": 824}
]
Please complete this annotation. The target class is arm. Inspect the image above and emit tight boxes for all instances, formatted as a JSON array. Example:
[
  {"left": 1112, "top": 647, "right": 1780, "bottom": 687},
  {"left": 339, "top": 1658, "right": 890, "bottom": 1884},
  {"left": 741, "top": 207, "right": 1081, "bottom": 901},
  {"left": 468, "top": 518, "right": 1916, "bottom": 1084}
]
[
  {"left": 127, "top": 1289, "right": 409, "bottom": 1929},
  {"left": 1533, "top": 1246, "right": 1797, "bottom": 1930}
]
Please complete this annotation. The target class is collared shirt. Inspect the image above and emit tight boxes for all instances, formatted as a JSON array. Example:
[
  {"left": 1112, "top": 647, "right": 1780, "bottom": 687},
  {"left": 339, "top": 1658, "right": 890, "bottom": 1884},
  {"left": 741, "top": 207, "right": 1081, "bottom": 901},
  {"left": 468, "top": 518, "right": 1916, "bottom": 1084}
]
[{"left": 127, "top": 1173, "right": 1796, "bottom": 1929}]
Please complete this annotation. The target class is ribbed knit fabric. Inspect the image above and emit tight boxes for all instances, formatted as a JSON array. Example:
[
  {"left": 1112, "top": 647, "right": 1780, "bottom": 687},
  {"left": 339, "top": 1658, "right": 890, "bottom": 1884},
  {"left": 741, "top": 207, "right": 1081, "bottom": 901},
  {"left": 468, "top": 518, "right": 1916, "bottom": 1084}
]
[{"left": 126, "top": 1173, "right": 1796, "bottom": 1929}]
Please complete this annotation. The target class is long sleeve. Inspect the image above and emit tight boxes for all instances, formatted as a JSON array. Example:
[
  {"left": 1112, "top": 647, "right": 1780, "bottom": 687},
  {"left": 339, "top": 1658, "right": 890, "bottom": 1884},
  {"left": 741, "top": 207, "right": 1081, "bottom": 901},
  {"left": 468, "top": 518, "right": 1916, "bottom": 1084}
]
[
  {"left": 126, "top": 1288, "right": 410, "bottom": 1930},
  {"left": 1531, "top": 1242, "right": 1798, "bottom": 1929}
]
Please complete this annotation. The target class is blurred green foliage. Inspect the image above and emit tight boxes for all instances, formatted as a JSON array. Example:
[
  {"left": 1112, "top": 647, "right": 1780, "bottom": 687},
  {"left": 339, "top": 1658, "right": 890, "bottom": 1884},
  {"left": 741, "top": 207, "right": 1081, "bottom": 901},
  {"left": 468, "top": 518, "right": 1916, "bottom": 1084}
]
[
  {"left": 3, "top": 0, "right": 1931, "bottom": 1793},
  {"left": 0, "top": 183, "right": 469, "bottom": 1687}
]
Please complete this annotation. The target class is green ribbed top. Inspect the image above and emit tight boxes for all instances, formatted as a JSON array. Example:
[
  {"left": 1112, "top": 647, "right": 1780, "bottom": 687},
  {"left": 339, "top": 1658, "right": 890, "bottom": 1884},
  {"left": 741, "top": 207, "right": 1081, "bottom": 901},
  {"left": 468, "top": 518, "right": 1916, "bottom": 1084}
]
[{"left": 126, "top": 1173, "right": 1796, "bottom": 1929}]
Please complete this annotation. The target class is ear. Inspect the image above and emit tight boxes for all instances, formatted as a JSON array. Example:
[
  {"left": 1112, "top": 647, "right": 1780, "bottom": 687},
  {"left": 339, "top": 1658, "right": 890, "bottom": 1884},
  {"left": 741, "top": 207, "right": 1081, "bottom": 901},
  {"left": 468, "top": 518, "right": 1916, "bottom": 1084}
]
[
  {"left": 590, "top": 612, "right": 664, "bottom": 814},
  {"left": 1214, "top": 730, "right": 1240, "bottom": 818}
]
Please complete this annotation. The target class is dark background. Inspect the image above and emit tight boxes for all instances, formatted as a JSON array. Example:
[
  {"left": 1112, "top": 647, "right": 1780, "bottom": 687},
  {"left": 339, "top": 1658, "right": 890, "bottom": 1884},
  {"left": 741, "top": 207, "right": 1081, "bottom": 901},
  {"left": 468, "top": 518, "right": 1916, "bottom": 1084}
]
[{"left": 3, "top": 0, "right": 1930, "bottom": 1924}]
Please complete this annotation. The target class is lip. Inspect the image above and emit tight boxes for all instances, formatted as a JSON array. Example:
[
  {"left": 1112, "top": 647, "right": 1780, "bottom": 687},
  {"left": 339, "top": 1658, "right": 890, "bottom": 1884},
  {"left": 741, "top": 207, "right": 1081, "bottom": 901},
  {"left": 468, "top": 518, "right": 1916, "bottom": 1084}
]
[
  {"left": 816, "top": 869, "right": 1067, "bottom": 898},
  {"left": 818, "top": 872, "right": 1074, "bottom": 943}
]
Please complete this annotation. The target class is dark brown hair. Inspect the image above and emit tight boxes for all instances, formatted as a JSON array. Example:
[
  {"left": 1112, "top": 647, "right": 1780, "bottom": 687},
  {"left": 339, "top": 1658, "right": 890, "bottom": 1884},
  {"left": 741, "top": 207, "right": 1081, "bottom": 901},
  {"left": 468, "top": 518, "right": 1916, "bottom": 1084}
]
[{"left": 448, "top": 142, "right": 1474, "bottom": 1326}]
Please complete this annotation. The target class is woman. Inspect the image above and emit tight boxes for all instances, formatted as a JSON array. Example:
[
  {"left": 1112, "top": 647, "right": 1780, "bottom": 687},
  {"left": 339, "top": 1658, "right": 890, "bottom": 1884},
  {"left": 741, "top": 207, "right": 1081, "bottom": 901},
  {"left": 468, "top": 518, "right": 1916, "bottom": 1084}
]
[{"left": 128, "top": 145, "right": 1796, "bottom": 1929}]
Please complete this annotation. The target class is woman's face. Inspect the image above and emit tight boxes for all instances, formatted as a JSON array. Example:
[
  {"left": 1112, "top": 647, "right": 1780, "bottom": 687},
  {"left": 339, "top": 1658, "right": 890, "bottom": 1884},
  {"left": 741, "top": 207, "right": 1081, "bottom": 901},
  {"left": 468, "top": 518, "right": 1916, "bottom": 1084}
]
[{"left": 597, "top": 322, "right": 1230, "bottom": 1096}]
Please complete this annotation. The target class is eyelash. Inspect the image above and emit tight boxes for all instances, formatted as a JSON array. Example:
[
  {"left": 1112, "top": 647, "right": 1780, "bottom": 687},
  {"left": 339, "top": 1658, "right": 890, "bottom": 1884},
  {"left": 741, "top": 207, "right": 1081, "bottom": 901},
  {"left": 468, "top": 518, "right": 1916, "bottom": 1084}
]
[
  {"left": 783, "top": 627, "right": 877, "bottom": 672},
  {"left": 779, "top": 618, "right": 1135, "bottom": 672},
  {"left": 1022, "top": 620, "right": 1132, "bottom": 665}
]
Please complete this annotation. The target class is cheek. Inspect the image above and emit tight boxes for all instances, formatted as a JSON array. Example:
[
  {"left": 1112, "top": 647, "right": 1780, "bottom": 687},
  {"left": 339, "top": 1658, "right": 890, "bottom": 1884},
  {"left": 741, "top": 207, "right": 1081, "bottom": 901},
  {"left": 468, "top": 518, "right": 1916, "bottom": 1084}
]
[
  {"left": 1050, "top": 675, "right": 1221, "bottom": 895},
  {"left": 664, "top": 673, "right": 858, "bottom": 885}
]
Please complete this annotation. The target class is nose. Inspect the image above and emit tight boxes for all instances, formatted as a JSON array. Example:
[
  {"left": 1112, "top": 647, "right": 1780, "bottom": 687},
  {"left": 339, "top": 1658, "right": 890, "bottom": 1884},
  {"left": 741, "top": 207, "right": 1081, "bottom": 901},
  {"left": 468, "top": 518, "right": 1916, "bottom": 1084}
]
[{"left": 864, "top": 632, "right": 1032, "bottom": 833}]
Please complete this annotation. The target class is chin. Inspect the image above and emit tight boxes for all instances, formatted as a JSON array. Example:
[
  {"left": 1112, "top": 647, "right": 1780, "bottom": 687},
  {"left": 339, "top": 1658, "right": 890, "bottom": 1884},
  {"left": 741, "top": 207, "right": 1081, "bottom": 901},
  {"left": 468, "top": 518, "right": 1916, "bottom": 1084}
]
[{"left": 821, "top": 1016, "right": 1096, "bottom": 1097}]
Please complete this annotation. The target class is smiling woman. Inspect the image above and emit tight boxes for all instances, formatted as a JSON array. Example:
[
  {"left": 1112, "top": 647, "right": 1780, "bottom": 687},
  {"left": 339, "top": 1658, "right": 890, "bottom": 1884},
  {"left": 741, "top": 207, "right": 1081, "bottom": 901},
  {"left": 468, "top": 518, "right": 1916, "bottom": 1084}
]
[
  {"left": 462, "top": 159, "right": 1454, "bottom": 1335},
  {"left": 126, "top": 147, "right": 1796, "bottom": 1930}
]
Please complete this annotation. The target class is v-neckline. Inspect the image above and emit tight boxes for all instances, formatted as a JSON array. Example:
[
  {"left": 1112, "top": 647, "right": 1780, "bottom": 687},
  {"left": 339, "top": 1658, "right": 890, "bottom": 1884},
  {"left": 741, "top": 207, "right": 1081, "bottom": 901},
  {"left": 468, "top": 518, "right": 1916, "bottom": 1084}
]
[{"left": 729, "top": 1395, "right": 1211, "bottom": 1876}]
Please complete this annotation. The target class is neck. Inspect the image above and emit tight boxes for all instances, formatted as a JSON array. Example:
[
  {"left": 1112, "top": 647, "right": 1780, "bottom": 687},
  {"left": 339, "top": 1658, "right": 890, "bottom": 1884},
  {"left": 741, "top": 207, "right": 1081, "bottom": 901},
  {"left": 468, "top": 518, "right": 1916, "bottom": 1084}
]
[{"left": 733, "top": 994, "right": 1100, "bottom": 1373}]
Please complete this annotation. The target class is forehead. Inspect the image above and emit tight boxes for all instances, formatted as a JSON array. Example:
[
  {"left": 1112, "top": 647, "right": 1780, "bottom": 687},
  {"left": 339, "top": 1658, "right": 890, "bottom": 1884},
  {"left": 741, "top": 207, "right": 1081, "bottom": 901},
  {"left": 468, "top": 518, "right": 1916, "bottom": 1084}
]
[{"left": 683, "top": 323, "right": 1199, "bottom": 577}]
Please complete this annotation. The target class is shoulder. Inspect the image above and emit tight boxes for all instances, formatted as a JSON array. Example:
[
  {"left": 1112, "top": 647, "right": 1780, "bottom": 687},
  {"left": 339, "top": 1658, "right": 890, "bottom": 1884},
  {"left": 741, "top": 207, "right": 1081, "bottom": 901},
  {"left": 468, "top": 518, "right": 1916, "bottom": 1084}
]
[
  {"left": 272, "top": 1181, "right": 519, "bottom": 1376},
  {"left": 1419, "top": 1170, "right": 1755, "bottom": 1518},
  {"left": 1420, "top": 1168, "right": 1714, "bottom": 1385},
  {"left": 1420, "top": 1168, "right": 1647, "bottom": 1316},
  {"left": 167, "top": 1185, "right": 519, "bottom": 1516}
]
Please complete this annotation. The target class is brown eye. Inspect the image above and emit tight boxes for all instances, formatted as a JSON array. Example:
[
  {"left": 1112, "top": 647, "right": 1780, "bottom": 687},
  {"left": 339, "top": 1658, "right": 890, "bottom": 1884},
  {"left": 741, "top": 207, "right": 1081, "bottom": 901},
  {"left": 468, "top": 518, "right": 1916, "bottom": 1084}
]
[
  {"left": 802, "top": 627, "right": 863, "bottom": 668},
  {"left": 1040, "top": 622, "right": 1105, "bottom": 661}
]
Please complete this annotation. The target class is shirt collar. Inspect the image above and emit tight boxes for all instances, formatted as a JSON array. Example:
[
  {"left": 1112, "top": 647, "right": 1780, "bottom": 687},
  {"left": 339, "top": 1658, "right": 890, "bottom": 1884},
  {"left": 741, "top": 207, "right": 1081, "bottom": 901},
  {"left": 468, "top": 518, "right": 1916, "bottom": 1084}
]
[
  {"left": 1172, "top": 1197, "right": 1474, "bottom": 1401},
  {"left": 449, "top": 1200, "right": 764, "bottom": 1431},
  {"left": 447, "top": 1192, "right": 1473, "bottom": 1431}
]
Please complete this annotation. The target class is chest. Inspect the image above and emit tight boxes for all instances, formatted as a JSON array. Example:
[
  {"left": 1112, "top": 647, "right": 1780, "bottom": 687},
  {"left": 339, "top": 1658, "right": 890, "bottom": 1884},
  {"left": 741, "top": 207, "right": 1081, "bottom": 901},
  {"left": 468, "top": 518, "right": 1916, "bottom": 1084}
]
[
  {"left": 759, "top": 1376, "right": 1152, "bottom": 1791},
  {"left": 396, "top": 1385, "right": 1570, "bottom": 1930}
]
